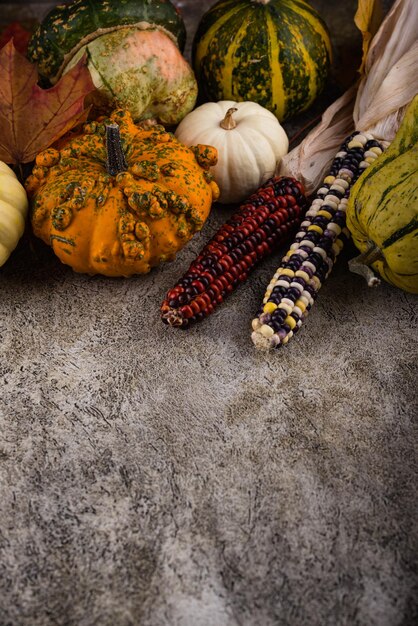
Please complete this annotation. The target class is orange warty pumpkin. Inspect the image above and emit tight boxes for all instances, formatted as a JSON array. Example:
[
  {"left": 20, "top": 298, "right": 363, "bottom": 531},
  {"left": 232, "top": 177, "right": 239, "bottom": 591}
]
[{"left": 26, "top": 110, "right": 219, "bottom": 276}]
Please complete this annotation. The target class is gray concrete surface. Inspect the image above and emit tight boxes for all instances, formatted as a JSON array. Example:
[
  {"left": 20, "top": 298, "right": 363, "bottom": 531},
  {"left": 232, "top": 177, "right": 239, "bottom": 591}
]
[{"left": 0, "top": 1, "right": 417, "bottom": 625}]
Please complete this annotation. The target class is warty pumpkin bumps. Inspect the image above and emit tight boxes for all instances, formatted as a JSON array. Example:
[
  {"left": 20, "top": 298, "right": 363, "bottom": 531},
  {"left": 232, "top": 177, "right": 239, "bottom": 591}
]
[
  {"left": 64, "top": 28, "right": 198, "bottom": 126},
  {"left": 27, "top": 0, "right": 197, "bottom": 125},
  {"left": 25, "top": 110, "right": 220, "bottom": 277},
  {"left": 27, "top": 0, "right": 187, "bottom": 82}
]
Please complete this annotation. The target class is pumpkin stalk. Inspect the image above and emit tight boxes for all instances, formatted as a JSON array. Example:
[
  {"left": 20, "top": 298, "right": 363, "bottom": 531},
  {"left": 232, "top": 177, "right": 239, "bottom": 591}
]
[
  {"left": 220, "top": 108, "right": 238, "bottom": 131},
  {"left": 348, "top": 243, "right": 383, "bottom": 287},
  {"left": 106, "top": 123, "right": 128, "bottom": 176}
]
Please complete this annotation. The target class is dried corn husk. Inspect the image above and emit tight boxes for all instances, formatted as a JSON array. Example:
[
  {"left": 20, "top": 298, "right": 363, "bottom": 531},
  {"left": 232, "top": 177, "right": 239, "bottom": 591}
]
[{"left": 279, "top": 0, "right": 418, "bottom": 195}]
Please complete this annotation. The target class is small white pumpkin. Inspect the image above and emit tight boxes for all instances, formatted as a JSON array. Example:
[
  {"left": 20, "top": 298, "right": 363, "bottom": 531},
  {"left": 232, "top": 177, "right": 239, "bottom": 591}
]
[
  {"left": 0, "top": 162, "right": 29, "bottom": 267},
  {"left": 175, "top": 100, "right": 289, "bottom": 204}
]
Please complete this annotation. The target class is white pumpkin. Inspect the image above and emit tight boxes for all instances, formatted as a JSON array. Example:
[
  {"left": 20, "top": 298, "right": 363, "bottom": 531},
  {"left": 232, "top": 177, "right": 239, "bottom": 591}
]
[
  {"left": 175, "top": 100, "right": 289, "bottom": 204},
  {"left": 0, "top": 162, "right": 29, "bottom": 267}
]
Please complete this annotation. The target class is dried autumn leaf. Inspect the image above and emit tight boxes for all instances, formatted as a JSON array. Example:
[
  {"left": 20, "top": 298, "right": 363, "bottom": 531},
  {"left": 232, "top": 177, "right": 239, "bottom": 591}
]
[
  {"left": 0, "top": 40, "right": 94, "bottom": 165},
  {"left": 0, "top": 22, "right": 33, "bottom": 55}
]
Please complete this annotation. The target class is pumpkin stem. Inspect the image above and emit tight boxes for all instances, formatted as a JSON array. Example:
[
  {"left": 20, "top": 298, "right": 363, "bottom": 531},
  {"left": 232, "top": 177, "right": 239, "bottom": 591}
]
[
  {"left": 106, "top": 123, "right": 128, "bottom": 176},
  {"left": 348, "top": 242, "right": 384, "bottom": 288},
  {"left": 220, "top": 108, "right": 238, "bottom": 130}
]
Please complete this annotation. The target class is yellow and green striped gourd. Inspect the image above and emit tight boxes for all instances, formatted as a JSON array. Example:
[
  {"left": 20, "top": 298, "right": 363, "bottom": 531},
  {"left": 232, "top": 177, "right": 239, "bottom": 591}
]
[
  {"left": 347, "top": 95, "right": 418, "bottom": 294},
  {"left": 192, "top": 0, "right": 332, "bottom": 122}
]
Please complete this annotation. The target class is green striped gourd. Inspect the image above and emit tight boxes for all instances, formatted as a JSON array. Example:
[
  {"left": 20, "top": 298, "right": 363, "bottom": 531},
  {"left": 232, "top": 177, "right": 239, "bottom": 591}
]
[
  {"left": 192, "top": 0, "right": 332, "bottom": 122},
  {"left": 347, "top": 95, "right": 418, "bottom": 294},
  {"left": 27, "top": 0, "right": 186, "bottom": 83}
]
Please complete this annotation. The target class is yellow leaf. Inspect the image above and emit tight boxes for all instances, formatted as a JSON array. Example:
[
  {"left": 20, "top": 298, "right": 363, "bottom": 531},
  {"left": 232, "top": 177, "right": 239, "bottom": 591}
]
[{"left": 354, "top": 0, "right": 384, "bottom": 73}]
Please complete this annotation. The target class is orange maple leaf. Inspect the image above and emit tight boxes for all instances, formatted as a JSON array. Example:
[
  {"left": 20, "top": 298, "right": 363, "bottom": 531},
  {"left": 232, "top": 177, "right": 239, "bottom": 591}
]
[{"left": 0, "top": 40, "right": 95, "bottom": 164}]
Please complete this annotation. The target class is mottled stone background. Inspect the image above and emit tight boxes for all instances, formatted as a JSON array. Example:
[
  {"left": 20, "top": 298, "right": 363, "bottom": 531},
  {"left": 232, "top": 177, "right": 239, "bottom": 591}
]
[{"left": 0, "top": 2, "right": 417, "bottom": 626}]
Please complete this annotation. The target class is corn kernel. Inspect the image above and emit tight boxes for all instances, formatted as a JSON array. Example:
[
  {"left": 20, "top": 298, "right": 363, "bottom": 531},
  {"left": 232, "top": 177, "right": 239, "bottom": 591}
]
[
  {"left": 290, "top": 281, "right": 304, "bottom": 293},
  {"left": 311, "top": 276, "right": 321, "bottom": 290},
  {"left": 278, "top": 302, "right": 293, "bottom": 314},
  {"left": 303, "top": 261, "right": 316, "bottom": 272},
  {"left": 295, "top": 270, "right": 310, "bottom": 282},
  {"left": 313, "top": 246, "right": 327, "bottom": 260},
  {"left": 252, "top": 318, "right": 261, "bottom": 331},
  {"left": 281, "top": 298, "right": 294, "bottom": 308},
  {"left": 325, "top": 194, "right": 340, "bottom": 204},
  {"left": 334, "top": 178, "right": 349, "bottom": 189},
  {"left": 327, "top": 223, "right": 342, "bottom": 235},
  {"left": 330, "top": 184, "right": 346, "bottom": 195},
  {"left": 263, "top": 302, "right": 277, "bottom": 314},
  {"left": 282, "top": 330, "right": 293, "bottom": 344},
  {"left": 354, "top": 134, "right": 367, "bottom": 145},
  {"left": 318, "top": 187, "right": 330, "bottom": 197},
  {"left": 308, "top": 225, "right": 323, "bottom": 235},
  {"left": 317, "top": 210, "right": 333, "bottom": 219},
  {"left": 260, "top": 324, "right": 274, "bottom": 338},
  {"left": 295, "top": 300, "right": 306, "bottom": 313},
  {"left": 325, "top": 200, "right": 339, "bottom": 210},
  {"left": 278, "top": 268, "right": 295, "bottom": 278},
  {"left": 300, "top": 240, "right": 315, "bottom": 249},
  {"left": 285, "top": 316, "right": 297, "bottom": 330}
]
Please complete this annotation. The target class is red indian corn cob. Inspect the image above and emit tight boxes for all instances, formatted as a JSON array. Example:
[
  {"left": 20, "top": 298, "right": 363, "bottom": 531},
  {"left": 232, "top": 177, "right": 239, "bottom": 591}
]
[
  {"left": 161, "top": 176, "right": 307, "bottom": 327},
  {"left": 251, "top": 132, "right": 388, "bottom": 350}
]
